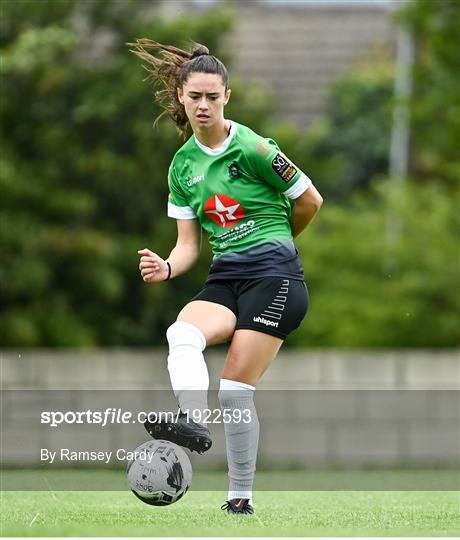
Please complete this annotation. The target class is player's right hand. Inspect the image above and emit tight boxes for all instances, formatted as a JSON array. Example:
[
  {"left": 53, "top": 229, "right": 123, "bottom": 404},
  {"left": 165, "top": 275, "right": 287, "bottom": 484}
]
[{"left": 138, "top": 248, "right": 169, "bottom": 283}]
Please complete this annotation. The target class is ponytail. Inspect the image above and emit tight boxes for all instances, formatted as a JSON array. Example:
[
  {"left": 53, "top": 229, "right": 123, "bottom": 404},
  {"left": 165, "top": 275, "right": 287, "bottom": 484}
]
[{"left": 127, "top": 39, "right": 228, "bottom": 139}]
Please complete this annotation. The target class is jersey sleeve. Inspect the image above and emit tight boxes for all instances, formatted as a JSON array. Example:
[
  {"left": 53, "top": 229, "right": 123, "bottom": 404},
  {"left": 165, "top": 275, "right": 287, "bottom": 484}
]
[
  {"left": 167, "top": 162, "right": 197, "bottom": 220},
  {"left": 248, "top": 138, "right": 312, "bottom": 199}
]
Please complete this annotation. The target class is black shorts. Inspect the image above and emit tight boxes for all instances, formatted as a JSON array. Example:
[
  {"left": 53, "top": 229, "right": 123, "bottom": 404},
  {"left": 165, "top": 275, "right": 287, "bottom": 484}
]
[{"left": 191, "top": 277, "right": 309, "bottom": 340}]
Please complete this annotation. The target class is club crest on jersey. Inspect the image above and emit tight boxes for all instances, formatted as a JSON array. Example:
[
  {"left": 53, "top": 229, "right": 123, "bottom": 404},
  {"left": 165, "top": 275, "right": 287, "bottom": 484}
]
[
  {"left": 256, "top": 140, "right": 271, "bottom": 157},
  {"left": 228, "top": 161, "right": 241, "bottom": 180},
  {"left": 271, "top": 152, "right": 298, "bottom": 183},
  {"left": 204, "top": 194, "right": 246, "bottom": 228}
]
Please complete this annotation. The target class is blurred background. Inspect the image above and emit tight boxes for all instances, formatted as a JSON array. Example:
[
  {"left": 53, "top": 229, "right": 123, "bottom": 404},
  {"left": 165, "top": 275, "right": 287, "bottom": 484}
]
[{"left": 1, "top": 0, "right": 459, "bottom": 473}]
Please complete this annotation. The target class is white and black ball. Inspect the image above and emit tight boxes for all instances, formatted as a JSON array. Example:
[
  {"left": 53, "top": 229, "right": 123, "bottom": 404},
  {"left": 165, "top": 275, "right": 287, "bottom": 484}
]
[{"left": 127, "top": 440, "right": 192, "bottom": 506}]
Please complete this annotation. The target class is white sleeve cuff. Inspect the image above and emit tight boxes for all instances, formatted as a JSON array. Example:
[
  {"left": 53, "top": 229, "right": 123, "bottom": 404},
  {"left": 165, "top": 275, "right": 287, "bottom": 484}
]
[
  {"left": 167, "top": 202, "right": 197, "bottom": 219},
  {"left": 284, "top": 173, "right": 312, "bottom": 200}
]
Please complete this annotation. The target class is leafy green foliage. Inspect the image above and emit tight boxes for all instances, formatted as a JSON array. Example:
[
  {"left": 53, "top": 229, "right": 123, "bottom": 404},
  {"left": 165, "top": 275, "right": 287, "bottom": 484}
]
[
  {"left": 248, "top": 53, "right": 394, "bottom": 202},
  {"left": 397, "top": 0, "right": 460, "bottom": 186},
  {"left": 306, "top": 61, "right": 394, "bottom": 199},
  {"left": 1, "top": 0, "right": 457, "bottom": 348},
  {"left": 0, "top": 0, "right": 247, "bottom": 346},
  {"left": 288, "top": 180, "right": 459, "bottom": 347}
]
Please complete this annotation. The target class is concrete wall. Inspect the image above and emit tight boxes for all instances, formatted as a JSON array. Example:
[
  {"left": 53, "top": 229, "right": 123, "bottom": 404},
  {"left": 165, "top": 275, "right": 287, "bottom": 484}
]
[
  {"left": 2, "top": 348, "right": 459, "bottom": 390},
  {"left": 1, "top": 349, "right": 458, "bottom": 470}
]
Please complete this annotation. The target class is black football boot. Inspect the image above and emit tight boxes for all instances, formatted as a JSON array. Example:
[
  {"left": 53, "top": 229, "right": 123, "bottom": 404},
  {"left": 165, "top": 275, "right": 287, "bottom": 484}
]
[
  {"left": 221, "top": 498, "right": 254, "bottom": 514},
  {"left": 144, "top": 412, "right": 212, "bottom": 454}
]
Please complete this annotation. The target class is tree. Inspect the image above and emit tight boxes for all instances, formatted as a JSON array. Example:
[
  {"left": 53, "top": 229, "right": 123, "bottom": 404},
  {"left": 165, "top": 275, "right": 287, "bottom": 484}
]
[
  {"left": 1, "top": 0, "right": 457, "bottom": 348},
  {"left": 0, "top": 0, "right": 270, "bottom": 346},
  {"left": 397, "top": 0, "right": 460, "bottom": 187},
  {"left": 289, "top": 180, "right": 459, "bottom": 348}
]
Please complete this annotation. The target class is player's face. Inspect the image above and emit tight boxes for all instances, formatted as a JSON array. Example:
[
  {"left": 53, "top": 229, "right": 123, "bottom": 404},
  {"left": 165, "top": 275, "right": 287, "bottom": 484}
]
[{"left": 178, "top": 72, "right": 230, "bottom": 131}]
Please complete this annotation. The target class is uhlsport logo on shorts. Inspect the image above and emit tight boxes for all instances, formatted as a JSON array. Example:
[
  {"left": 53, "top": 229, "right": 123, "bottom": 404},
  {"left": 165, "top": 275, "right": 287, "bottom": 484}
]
[
  {"left": 253, "top": 316, "right": 279, "bottom": 328},
  {"left": 204, "top": 194, "right": 246, "bottom": 228}
]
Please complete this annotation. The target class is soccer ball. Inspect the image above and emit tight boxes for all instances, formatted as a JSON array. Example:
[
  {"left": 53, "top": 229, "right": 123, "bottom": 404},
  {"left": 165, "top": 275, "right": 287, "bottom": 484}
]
[{"left": 127, "top": 440, "right": 192, "bottom": 506}]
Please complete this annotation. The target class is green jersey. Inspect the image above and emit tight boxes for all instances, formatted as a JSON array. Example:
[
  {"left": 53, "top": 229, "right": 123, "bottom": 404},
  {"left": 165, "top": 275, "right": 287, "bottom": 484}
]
[{"left": 167, "top": 122, "right": 311, "bottom": 259}]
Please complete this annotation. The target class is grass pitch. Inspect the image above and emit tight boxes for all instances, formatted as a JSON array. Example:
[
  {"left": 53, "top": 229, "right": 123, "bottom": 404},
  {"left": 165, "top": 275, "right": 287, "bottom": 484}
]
[{"left": 1, "top": 470, "right": 459, "bottom": 537}]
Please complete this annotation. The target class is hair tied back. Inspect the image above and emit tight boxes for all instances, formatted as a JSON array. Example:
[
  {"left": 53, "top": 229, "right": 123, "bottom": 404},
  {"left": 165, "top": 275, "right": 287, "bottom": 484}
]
[
  {"left": 191, "top": 45, "right": 210, "bottom": 59},
  {"left": 128, "top": 39, "right": 228, "bottom": 139}
]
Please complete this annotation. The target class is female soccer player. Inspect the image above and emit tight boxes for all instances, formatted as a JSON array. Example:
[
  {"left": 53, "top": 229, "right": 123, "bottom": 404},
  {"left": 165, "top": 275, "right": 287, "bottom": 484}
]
[{"left": 129, "top": 40, "right": 323, "bottom": 514}]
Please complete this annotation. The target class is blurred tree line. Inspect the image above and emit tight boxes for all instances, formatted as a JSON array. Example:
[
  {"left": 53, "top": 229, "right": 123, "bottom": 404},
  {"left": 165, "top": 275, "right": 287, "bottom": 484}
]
[{"left": 1, "top": 0, "right": 458, "bottom": 348}]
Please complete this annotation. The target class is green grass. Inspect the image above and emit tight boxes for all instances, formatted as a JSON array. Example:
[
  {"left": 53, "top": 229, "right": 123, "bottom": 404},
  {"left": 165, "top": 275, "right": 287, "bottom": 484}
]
[{"left": 1, "top": 471, "right": 459, "bottom": 537}]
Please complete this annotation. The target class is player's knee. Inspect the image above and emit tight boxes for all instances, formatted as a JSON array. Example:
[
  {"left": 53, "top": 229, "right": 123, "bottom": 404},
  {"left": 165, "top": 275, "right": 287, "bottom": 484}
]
[
  {"left": 218, "top": 378, "right": 255, "bottom": 406},
  {"left": 166, "top": 321, "right": 206, "bottom": 352}
]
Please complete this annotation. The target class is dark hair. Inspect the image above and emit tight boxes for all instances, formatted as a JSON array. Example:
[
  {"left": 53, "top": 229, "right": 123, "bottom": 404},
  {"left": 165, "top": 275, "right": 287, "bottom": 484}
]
[{"left": 127, "top": 39, "right": 229, "bottom": 139}]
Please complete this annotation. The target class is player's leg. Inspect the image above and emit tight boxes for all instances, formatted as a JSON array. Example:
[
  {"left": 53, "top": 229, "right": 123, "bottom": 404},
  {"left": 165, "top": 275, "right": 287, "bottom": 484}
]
[
  {"left": 219, "top": 278, "right": 309, "bottom": 513},
  {"left": 146, "top": 284, "right": 237, "bottom": 453},
  {"left": 168, "top": 299, "right": 236, "bottom": 419},
  {"left": 176, "top": 299, "right": 237, "bottom": 346},
  {"left": 219, "top": 330, "right": 282, "bottom": 513},
  {"left": 221, "top": 329, "right": 283, "bottom": 385}
]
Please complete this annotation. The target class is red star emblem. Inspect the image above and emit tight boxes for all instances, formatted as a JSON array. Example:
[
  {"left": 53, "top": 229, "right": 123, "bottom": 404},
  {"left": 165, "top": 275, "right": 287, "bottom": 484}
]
[{"left": 204, "top": 194, "right": 246, "bottom": 228}]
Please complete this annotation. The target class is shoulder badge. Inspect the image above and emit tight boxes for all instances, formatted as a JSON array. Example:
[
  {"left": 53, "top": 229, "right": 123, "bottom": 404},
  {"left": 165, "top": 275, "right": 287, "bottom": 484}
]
[{"left": 271, "top": 152, "right": 298, "bottom": 183}]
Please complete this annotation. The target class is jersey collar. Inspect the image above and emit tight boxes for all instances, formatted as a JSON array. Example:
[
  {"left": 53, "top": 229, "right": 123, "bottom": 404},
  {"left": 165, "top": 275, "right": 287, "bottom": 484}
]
[{"left": 193, "top": 121, "right": 238, "bottom": 156}]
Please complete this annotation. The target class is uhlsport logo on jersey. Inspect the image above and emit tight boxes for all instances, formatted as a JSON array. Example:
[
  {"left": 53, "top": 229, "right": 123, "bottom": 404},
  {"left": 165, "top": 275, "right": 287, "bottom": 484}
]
[
  {"left": 187, "top": 174, "right": 204, "bottom": 187},
  {"left": 204, "top": 194, "right": 246, "bottom": 228}
]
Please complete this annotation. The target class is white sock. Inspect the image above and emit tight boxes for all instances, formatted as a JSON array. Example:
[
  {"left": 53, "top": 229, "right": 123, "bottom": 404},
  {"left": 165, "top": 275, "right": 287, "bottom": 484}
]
[
  {"left": 167, "top": 321, "right": 209, "bottom": 422},
  {"left": 218, "top": 378, "right": 259, "bottom": 504}
]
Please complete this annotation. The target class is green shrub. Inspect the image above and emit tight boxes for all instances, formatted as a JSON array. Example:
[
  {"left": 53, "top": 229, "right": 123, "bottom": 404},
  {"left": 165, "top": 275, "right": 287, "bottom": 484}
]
[{"left": 288, "top": 179, "right": 459, "bottom": 347}]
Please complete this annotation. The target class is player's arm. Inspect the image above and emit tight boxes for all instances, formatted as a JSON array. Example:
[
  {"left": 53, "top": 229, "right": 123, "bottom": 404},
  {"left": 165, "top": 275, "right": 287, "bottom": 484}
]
[
  {"left": 247, "top": 137, "right": 323, "bottom": 237},
  {"left": 166, "top": 219, "right": 202, "bottom": 278},
  {"left": 290, "top": 184, "right": 323, "bottom": 237},
  {"left": 138, "top": 219, "right": 201, "bottom": 282}
]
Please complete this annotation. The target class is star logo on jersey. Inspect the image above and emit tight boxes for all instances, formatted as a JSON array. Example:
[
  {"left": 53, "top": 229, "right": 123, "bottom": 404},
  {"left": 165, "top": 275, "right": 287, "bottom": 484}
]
[{"left": 204, "top": 194, "right": 246, "bottom": 228}]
